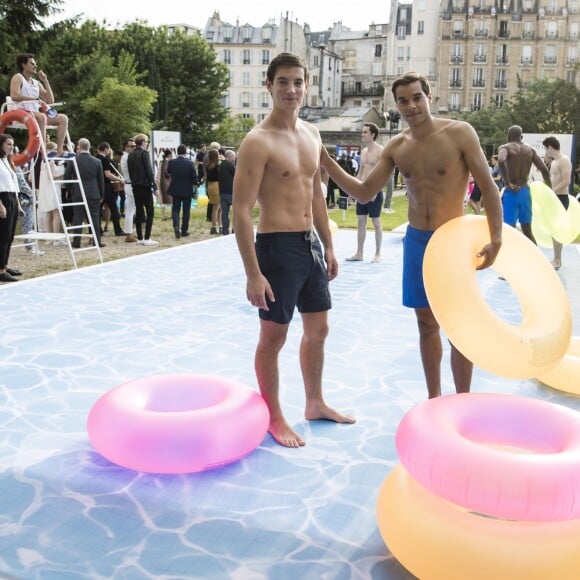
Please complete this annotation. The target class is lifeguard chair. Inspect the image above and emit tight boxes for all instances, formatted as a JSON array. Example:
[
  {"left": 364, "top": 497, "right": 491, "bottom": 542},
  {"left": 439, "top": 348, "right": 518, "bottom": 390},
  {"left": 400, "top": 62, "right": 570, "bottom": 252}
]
[{"left": 0, "top": 97, "right": 103, "bottom": 268}]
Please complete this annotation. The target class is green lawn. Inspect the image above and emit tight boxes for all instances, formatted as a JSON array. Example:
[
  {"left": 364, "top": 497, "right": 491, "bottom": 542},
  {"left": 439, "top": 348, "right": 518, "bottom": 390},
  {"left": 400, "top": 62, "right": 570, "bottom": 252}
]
[{"left": 328, "top": 196, "right": 409, "bottom": 231}]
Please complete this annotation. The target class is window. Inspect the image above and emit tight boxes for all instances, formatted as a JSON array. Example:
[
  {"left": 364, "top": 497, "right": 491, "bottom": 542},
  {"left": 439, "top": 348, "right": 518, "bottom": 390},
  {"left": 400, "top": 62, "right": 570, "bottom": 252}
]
[
  {"left": 397, "top": 26, "right": 406, "bottom": 39},
  {"left": 546, "top": 21, "right": 558, "bottom": 38},
  {"left": 451, "top": 44, "right": 463, "bottom": 63},
  {"left": 472, "top": 92, "right": 483, "bottom": 110},
  {"left": 495, "top": 94, "right": 505, "bottom": 107},
  {"left": 261, "top": 71, "right": 267, "bottom": 85},
  {"left": 261, "top": 92, "right": 270, "bottom": 107},
  {"left": 499, "top": 21, "right": 509, "bottom": 38},
  {"left": 262, "top": 26, "right": 272, "bottom": 42},
  {"left": 521, "top": 45, "right": 533, "bottom": 65},
  {"left": 241, "top": 92, "right": 251, "bottom": 108},
  {"left": 418, "top": 20, "right": 424, "bottom": 35},
  {"left": 223, "top": 49, "right": 231, "bottom": 65},
  {"left": 571, "top": 23, "right": 579, "bottom": 38},
  {"left": 243, "top": 49, "right": 251, "bottom": 65},
  {"left": 242, "top": 72, "right": 250, "bottom": 86},
  {"left": 312, "top": 75, "right": 319, "bottom": 86},
  {"left": 243, "top": 26, "right": 253, "bottom": 41},
  {"left": 343, "top": 49, "right": 356, "bottom": 69},
  {"left": 224, "top": 26, "right": 233, "bottom": 40},
  {"left": 495, "top": 69, "right": 507, "bottom": 88},
  {"left": 453, "top": 21, "right": 463, "bottom": 36},
  {"left": 473, "top": 67, "right": 485, "bottom": 87},
  {"left": 474, "top": 44, "right": 486, "bottom": 62},
  {"left": 372, "top": 62, "right": 383, "bottom": 75},
  {"left": 313, "top": 55, "right": 319, "bottom": 66},
  {"left": 397, "top": 47, "right": 405, "bottom": 62},
  {"left": 206, "top": 31, "right": 214, "bottom": 41},
  {"left": 474, "top": 22, "right": 488, "bottom": 37},
  {"left": 567, "top": 45, "right": 577, "bottom": 65},
  {"left": 544, "top": 45, "right": 557, "bottom": 64},
  {"left": 451, "top": 68, "right": 461, "bottom": 87},
  {"left": 261, "top": 50, "right": 270, "bottom": 65},
  {"left": 523, "top": 22, "right": 534, "bottom": 38},
  {"left": 375, "top": 44, "right": 383, "bottom": 57},
  {"left": 450, "top": 93, "right": 460, "bottom": 111},
  {"left": 496, "top": 44, "right": 508, "bottom": 64},
  {"left": 311, "top": 95, "right": 318, "bottom": 106}
]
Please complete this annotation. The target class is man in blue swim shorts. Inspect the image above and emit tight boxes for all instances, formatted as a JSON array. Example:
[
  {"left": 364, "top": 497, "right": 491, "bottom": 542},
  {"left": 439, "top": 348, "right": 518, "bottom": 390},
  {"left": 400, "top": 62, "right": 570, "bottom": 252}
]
[
  {"left": 498, "top": 125, "right": 551, "bottom": 244},
  {"left": 322, "top": 72, "right": 504, "bottom": 399},
  {"left": 233, "top": 52, "right": 355, "bottom": 449}
]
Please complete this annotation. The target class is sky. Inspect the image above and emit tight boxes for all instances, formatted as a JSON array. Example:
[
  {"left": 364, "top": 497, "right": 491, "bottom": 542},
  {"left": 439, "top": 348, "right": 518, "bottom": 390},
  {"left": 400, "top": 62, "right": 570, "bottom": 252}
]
[{"left": 48, "top": 0, "right": 391, "bottom": 32}]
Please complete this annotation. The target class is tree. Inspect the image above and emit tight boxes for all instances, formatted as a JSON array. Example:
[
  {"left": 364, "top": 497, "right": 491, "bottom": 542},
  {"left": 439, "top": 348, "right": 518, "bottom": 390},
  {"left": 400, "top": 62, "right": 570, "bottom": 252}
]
[
  {"left": 83, "top": 77, "right": 157, "bottom": 148},
  {"left": 213, "top": 115, "right": 256, "bottom": 149}
]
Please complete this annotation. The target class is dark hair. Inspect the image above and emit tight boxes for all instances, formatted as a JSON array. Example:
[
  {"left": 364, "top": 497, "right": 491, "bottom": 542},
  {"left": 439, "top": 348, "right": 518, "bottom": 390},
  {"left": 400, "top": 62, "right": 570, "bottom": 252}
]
[
  {"left": 114, "top": 149, "right": 123, "bottom": 157},
  {"left": 363, "top": 122, "right": 379, "bottom": 140},
  {"left": 16, "top": 53, "right": 34, "bottom": 73},
  {"left": 0, "top": 134, "right": 15, "bottom": 169},
  {"left": 266, "top": 52, "right": 308, "bottom": 83},
  {"left": 123, "top": 138, "right": 135, "bottom": 148},
  {"left": 391, "top": 72, "right": 431, "bottom": 100},
  {"left": 98, "top": 142, "right": 110, "bottom": 151},
  {"left": 542, "top": 136, "right": 560, "bottom": 151},
  {"left": 177, "top": 144, "right": 187, "bottom": 155},
  {"left": 161, "top": 148, "right": 172, "bottom": 161}
]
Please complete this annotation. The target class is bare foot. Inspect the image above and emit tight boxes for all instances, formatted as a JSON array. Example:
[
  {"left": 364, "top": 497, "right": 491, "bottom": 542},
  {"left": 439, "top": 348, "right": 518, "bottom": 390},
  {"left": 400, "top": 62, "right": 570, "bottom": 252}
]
[
  {"left": 551, "top": 260, "right": 561, "bottom": 270},
  {"left": 305, "top": 401, "right": 356, "bottom": 424},
  {"left": 371, "top": 255, "right": 381, "bottom": 263},
  {"left": 268, "top": 417, "right": 305, "bottom": 448},
  {"left": 346, "top": 255, "right": 363, "bottom": 262}
]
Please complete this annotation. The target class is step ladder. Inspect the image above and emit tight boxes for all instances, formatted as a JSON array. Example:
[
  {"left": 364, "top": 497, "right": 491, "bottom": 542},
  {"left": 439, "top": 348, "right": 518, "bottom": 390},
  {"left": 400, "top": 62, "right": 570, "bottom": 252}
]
[{"left": 3, "top": 99, "right": 103, "bottom": 268}]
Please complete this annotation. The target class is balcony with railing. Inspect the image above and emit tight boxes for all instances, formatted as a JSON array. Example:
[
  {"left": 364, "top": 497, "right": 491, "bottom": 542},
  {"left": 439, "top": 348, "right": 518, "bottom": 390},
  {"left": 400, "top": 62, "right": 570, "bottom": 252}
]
[
  {"left": 521, "top": 57, "right": 534, "bottom": 65},
  {"left": 474, "top": 29, "right": 489, "bottom": 38},
  {"left": 473, "top": 54, "right": 487, "bottom": 63},
  {"left": 449, "top": 80, "right": 463, "bottom": 88},
  {"left": 472, "top": 80, "right": 486, "bottom": 88},
  {"left": 544, "top": 56, "right": 557, "bottom": 65},
  {"left": 494, "top": 80, "right": 508, "bottom": 89},
  {"left": 341, "top": 82, "right": 384, "bottom": 97},
  {"left": 451, "top": 55, "right": 464, "bottom": 64},
  {"left": 496, "top": 57, "right": 509, "bottom": 64}
]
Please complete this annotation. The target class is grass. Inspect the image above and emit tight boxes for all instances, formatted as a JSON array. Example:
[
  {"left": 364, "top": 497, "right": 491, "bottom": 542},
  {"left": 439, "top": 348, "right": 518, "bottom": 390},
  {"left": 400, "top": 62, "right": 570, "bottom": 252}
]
[{"left": 329, "top": 195, "right": 409, "bottom": 230}]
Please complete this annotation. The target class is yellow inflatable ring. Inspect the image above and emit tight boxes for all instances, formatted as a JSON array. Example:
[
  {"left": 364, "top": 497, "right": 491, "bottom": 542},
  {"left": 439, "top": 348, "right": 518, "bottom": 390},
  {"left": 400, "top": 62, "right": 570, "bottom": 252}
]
[
  {"left": 531, "top": 182, "right": 580, "bottom": 245},
  {"left": 423, "top": 215, "right": 571, "bottom": 379},
  {"left": 377, "top": 465, "right": 580, "bottom": 580},
  {"left": 537, "top": 337, "right": 580, "bottom": 395}
]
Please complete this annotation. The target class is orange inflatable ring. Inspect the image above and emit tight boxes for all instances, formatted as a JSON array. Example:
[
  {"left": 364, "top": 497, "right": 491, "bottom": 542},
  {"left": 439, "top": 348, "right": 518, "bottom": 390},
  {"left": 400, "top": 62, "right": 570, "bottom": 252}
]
[
  {"left": 377, "top": 465, "right": 580, "bottom": 580},
  {"left": 537, "top": 337, "right": 580, "bottom": 395},
  {"left": 423, "top": 215, "right": 571, "bottom": 379},
  {"left": 0, "top": 109, "right": 42, "bottom": 167}
]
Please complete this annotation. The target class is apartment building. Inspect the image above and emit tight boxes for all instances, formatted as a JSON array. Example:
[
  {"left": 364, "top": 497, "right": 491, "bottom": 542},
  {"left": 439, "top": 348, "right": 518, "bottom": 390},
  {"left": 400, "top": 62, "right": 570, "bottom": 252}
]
[
  {"left": 304, "top": 27, "right": 343, "bottom": 108},
  {"left": 203, "top": 12, "right": 308, "bottom": 122},
  {"left": 438, "top": 0, "right": 580, "bottom": 114}
]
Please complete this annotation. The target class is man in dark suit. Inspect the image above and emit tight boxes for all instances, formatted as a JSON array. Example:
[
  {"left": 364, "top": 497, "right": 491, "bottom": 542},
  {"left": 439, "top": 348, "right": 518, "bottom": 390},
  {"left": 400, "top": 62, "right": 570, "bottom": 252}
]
[
  {"left": 167, "top": 144, "right": 197, "bottom": 238},
  {"left": 218, "top": 149, "right": 236, "bottom": 235},
  {"left": 64, "top": 138, "right": 105, "bottom": 248}
]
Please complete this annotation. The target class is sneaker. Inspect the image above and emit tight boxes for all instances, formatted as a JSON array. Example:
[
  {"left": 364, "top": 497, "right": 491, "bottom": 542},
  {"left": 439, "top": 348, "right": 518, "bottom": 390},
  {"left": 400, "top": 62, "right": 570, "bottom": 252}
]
[
  {"left": 136, "top": 239, "right": 146, "bottom": 245},
  {"left": 0, "top": 272, "right": 18, "bottom": 282},
  {"left": 210, "top": 227, "right": 218, "bottom": 235},
  {"left": 125, "top": 234, "right": 138, "bottom": 243},
  {"left": 27, "top": 247, "right": 45, "bottom": 256},
  {"left": 382, "top": 208, "right": 394, "bottom": 214},
  {"left": 142, "top": 239, "right": 159, "bottom": 246}
]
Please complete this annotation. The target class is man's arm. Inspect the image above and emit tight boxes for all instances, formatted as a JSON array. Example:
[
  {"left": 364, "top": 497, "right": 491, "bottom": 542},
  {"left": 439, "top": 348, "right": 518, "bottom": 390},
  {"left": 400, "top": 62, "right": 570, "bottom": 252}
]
[
  {"left": 497, "top": 146, "right": 513, "bottom": 189},
  {"left": 461, "top": 124, "right": 502, "bottom": 269},
  {"left": 9, "top": 74, "right": 29, "bottom": 103},
  {"left": 321, "top": 145, "right": 393, "bottom": 203},
  {"left": 232, "top": 132, "right": 274, "bottom": 310},
  {"left": 312, "top": 159, "right": 338, "bottom": 281},
  {"left": 532, "top": 150, "right": 551, "bottom": 187}
]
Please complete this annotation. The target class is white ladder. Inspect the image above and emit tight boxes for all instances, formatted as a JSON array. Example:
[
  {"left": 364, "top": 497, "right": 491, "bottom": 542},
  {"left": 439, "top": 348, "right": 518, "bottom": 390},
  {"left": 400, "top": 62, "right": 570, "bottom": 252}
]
[{"left": 4, "top": 104, "right": 103, "bottom": 268}]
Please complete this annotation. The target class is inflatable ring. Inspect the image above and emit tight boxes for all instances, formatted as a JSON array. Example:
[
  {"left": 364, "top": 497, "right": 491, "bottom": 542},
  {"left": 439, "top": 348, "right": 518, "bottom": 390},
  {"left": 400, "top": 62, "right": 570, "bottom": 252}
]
[
  {"left": 377, "top": 465, "right": 580, "bottom": 580},
  {"left": 87, "top": 374, "right": 270, "bottom": 474},
  {"left": 537, "top": 337, "right": 580, "bottom": 395},
  {"left": 197, "top": 195, "right": 209, "bottom": 208},
  {"left": 395, "top": 393, "right": 580, "bottom": 521},
  {"left": 0, "top": 109, "right": 42, "bottom": 167},
  {"left": 531, "top": 182, "right": 580, "bottom": 246},
  {"left": 423, "top": 215, "right": 571, "bottom": 378}
]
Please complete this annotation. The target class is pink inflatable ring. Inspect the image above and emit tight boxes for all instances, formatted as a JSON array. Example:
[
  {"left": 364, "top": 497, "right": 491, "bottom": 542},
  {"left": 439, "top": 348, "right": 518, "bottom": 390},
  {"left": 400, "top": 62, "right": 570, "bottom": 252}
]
[
  {"left": 87, "top": 374, "right": 269, "bottom": 474},
  {"left": 396, "top": 393, "right": 580, "bottom": 521}
]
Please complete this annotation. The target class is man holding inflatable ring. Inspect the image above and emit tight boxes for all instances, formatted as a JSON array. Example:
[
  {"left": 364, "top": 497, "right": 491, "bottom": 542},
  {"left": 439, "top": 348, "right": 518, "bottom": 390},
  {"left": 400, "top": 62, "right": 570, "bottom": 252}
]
[{"left": 321, "top": 72, "right": 503, "bottom": 399}]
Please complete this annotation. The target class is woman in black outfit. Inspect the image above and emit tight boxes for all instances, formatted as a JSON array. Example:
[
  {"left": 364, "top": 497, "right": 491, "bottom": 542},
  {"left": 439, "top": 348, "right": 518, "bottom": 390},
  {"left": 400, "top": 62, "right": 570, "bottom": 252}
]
[{"left": 0, "top": 134, "right": 23, "bottom": 282}]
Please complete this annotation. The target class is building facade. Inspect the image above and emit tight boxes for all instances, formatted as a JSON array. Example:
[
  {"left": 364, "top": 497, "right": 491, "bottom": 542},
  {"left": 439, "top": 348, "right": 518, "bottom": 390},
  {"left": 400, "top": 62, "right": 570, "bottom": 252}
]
[
  {"left": 203, "top": 12, "right": 308, "bottom": 123},
  {"left": 437, "top": 0, "right": 580, "bottom": 114}
]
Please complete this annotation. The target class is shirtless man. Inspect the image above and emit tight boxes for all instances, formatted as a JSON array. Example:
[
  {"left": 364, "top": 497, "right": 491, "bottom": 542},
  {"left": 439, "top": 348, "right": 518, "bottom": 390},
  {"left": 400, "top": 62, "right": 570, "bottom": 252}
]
[
  {"left": 233, "top": 52, "right": 355, "bottom": 448},
  {"left": 542, "top": 136, "right": 573, "bottom": 269},
  {"left": 10, "top": 54, "right": 69, "bottom": 156},
  {"left": 347, "top": 122, "right": 385, "bottom": 263},
  {"left": 498, "top": 125, "right": 551, "bottom": 244},
  {"left": 321, "top": 72, "right": 503, "bottom": 399}
]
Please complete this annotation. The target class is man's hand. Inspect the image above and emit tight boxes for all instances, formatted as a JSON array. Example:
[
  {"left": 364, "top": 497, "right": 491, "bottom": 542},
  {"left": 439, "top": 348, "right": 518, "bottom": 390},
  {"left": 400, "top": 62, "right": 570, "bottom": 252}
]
[
  {"left": 476, "top": 240, "right": 502, "bottom": 270},
  {"left": 37, "top": 70, "right": 48, "bottom": 83},
  {"left": 325, "top": 249, "right": 339, "bottom": 281},
  {"left": 246, "top": 273, "right": 275, "bottom": 311}
]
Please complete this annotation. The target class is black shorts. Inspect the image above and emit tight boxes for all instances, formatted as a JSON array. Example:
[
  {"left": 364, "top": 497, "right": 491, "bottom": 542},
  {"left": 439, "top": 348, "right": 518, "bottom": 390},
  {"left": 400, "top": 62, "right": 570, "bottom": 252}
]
[
  {"left": 557, "top": 194, "right": 570, "bottom": 210},
  {"left": 255, "top": 231, "right": 331, "bottom": 324},
  {"left": 355, "top": 192, "right": 384, "bottom": 217}
]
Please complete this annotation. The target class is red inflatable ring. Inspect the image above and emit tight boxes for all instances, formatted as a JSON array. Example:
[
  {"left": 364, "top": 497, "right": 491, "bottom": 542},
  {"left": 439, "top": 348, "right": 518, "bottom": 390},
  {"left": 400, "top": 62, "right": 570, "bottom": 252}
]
[{"left": 0, "top": 109, "right": 42, "bottom": 166}]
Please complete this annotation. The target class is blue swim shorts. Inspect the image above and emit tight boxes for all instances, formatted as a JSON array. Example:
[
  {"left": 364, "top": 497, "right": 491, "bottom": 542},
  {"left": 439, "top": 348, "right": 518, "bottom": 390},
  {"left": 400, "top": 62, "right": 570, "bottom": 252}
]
[
  {"left": 402, "top": 225, "right": 434, "bottom": 309},
  {"left": 356, "top": 192, "right": 384, "bottom": 218},
  {"left": 255, "top": 231, "right": 331, "bottom": 324},
  {"left": 502, "top": 186, "right": 532, "bottom": 226}
]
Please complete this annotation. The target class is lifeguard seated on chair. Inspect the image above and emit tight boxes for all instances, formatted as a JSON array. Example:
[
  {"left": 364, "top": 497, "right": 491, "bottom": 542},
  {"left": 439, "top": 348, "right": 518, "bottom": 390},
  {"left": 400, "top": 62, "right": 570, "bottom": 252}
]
[{"left": 9, "top": 53, "right": 69, "bottom": 156}]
